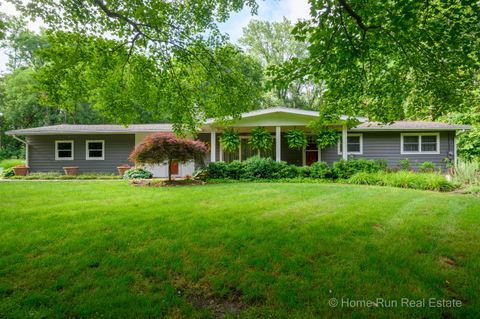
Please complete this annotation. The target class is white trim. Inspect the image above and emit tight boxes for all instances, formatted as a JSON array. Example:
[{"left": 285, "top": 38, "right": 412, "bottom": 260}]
[
  {"left": 210, "top": 130, "right": 216, "bottom": 162},
  {"left": 55, "top": 140, "right": 74, "bottom": 160},
  {"left": 275, "top": 126, "right": 281, "bottom": 162},
  {"left": 400, "top": 133, "right": 440, "bottom": 155},
  {"left": 204, "top": 107, "right": 367, "bottom": 124},
  {"left": 86, "top": 140, "right": 105, "bottom": 160},
  {"left": 338, "top": 133, "right": 363, "bottom": 156}
]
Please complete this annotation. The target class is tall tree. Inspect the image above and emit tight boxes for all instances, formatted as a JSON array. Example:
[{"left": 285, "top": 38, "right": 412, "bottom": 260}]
[
  {"left": 10, "top": 0, "right": 260, "bottom": 130},
  {"left": 272, "top": 1, "right": 480, "bottom": 122},
  {"left": 239, "top": 18, "right": 323, "bottom": 109}
]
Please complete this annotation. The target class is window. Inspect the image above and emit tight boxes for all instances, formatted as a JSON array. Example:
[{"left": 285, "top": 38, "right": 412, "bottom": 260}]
[
  {"left": 55, "top": 141, "right": 74, "bottom": 160},
  {"left": 338, "top": 134, "right": 363, "bottom": 155},
  {"left": 86, "top": 140, "right": 105, "bottom": 160},
  {"left": 401, "top": 133, "right": 439, "bottom": 154},
  {"left": 221, "top": 136, "right": 275, "bottom": 162}
]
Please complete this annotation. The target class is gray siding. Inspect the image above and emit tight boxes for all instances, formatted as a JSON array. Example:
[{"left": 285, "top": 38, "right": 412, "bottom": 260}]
[
  {"left": 27, "top": 134, "right": 135, "bottom": 173},
  {"left": 321, "top": 131, "right": 455, "bottom": 169}
]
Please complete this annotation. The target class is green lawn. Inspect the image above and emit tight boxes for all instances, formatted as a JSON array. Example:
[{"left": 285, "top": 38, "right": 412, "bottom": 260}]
[{"left": 0, "top": 181, "right": 479, "bottom": 318}]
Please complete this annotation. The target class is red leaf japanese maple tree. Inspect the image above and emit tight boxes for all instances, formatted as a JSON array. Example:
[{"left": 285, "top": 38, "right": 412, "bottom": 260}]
[{"left": 129, "top": 133, "right": 208, "bottom": 181}]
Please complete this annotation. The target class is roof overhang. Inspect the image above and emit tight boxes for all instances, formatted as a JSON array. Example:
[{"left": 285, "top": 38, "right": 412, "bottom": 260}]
[{"left": 204, "top": 107, "right": 367, "bottom": 128}]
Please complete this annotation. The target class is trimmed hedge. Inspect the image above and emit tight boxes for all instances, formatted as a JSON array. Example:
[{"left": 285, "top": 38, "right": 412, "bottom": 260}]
[{"left": 207, "top": 157, "right": 385, "bottom": 181}]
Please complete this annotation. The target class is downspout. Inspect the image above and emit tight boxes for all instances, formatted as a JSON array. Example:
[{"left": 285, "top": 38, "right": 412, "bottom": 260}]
[{"left": 12, "top": 135, "right": 29, "bottom": 167}]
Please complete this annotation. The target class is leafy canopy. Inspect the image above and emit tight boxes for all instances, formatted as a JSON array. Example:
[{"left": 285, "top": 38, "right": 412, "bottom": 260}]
[
  {"left": 272, "top": 0, "right": 480, "bottom": 122},
  {"left": 239, "top": 18, "right": 323, "bottom": 109},
  {"left": 10, "top": 0, "right": 261, "bottom": 131}
]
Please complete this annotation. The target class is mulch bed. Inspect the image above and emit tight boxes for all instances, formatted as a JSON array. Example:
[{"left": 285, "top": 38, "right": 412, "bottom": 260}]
[{"left": 129, "top": 179, "right": 206, "bottom": 187}]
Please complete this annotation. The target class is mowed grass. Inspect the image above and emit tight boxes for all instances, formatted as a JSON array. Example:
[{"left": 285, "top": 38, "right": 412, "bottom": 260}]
[{"left": 0, "top": 181, "right": 479, "bottom": 318}]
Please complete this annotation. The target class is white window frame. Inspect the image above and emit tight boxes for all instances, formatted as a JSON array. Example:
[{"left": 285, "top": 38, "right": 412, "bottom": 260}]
[
  {"left": 400, "top": 133, "right": 440, "bottom": 155},
  {"left": 338, "top": 133, "right": 363, "bottom": 155},
  {"left": 86, "top": 140, "right": 105, "bottom": 160},
  {"left": 55, "top": 140, "right": 74, "bottom": 161}
]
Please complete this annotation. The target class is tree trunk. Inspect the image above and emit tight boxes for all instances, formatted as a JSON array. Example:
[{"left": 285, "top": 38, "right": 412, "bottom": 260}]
[{"left": 168, "top": 159, "right": 172, "bottom": 181}]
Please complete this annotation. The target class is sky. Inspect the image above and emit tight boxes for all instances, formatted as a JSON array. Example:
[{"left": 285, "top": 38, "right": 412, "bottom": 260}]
[{"left": 0, "top": 0, "right": 311, "bottom": 71}]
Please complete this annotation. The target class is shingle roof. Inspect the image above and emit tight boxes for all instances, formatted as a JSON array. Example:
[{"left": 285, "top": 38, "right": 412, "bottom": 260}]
[
  {"left": 352, "top": 121, "right": 471, "bottom": 131},
  {"left": 6, "top": 124, "right": 173, "bottom": 135}
]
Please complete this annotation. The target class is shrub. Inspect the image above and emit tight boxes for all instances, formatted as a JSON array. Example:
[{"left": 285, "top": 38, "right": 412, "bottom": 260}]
[
  {"left": 226, "top": 160, "right": 244, "bottom": 179},
  {"left": 398, "top": 158, "right": 411, "bottom": 171},
  {"left": 241, "top": 156, "right": 277, "bottom": 179},
  {"left": 192, "top": 168, "right": 208, "bottom": 181},
  {"left": 1, "top": 167, "right": 15, "bottom": 178},
  {"left": 207, "top": 162, "right": 229, "bottom": 179},
  {"left": 348, "top": 172, "right": 383, "bottom": 185},
  {"left": 347, "top": 171, "right": 455, "bottom": 192},
  {"left": 310, "top": 161, "right": 332, "bottom": 179},
  {"left": 332, "top": 159, "right": 382, "bottom": 179},
  {"left": 419, "top": 161, "right": 436, "bottom": 173},
  {"left": 453, "top": 160, "right": 480, "bottom": 186},
  {"left": 123, "top": 168, "right": 153, "bottom": 180},
  {"left": 0, "top": 159, "right": 25, "bottom": 170},
  {"left": 272, "top": 161, "right": 298, "bottom": 179}
]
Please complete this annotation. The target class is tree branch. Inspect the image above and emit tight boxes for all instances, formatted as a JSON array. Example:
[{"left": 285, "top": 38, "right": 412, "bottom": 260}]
[{"left": 338, "top": 0, "right": 381, "bottom": 34}]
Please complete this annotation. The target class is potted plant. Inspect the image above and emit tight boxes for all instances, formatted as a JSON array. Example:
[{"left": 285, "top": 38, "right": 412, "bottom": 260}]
[
  {"left": 249, "top": 127, "right": 272, "bottom": 154},
  {"left": 63, "top": 166, "right": 79, "bottom": 176},
  {"left": 13, "top": 165, "right": 29, "bottom": 176},
  {"left": 117, "top": 164, "right": 131, "bottom": 176},
  {"left": 286, "top": 129, "right": 308, "bottom": 150},
  {"left": 219, "top": 129, "right": 241, "bottom": 153}
]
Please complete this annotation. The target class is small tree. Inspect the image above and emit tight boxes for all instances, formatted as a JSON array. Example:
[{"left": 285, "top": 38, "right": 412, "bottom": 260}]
[{"left": 129, "top": 133, "right": 208, "bottom": 181}]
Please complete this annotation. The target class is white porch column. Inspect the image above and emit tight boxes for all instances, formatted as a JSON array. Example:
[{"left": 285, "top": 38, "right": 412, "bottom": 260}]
[
  {"left": 275, "top": 126, "right": 281, "bottom": 162},
  {"left": 342, "top": 124, "right": 348, "bottom": 160},
  {"left": 210, "top": 130, "right": 216, "bottom": 162}
]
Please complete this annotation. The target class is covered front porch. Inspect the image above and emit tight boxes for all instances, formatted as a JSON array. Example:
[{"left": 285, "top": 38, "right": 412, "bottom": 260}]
[{"left": 201, "top": 108, "right": 363, "bottom": 166}]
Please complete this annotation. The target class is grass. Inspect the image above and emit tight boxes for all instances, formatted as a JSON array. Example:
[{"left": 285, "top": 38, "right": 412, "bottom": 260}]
[
  {"left": 0, "top": 181, "right": 479, "bottom": 318},
  {"left": 0, "top": 159, "right": 25, "bottom": 170}
]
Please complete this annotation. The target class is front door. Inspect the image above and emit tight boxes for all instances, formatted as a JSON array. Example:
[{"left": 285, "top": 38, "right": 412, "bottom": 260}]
[
  {"left": 306, "top": 151, "right": 318, "bottom": 166},
  {"left": 170, "top": 161, "right": 179, "bottom": 175}
]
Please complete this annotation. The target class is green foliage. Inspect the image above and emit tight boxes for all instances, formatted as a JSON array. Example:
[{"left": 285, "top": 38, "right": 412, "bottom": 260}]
[
  {"left": 13, "top": 1, "right": 263, "bottom": 132},
  {"left": 457, "top": 126, "right": 480, "bottom": 161},
  {"left": 453, "top": 160, "right": 480, "bottom": 186},
  {"left": 316, "top": 129, "right": 339, "bottom": 150},
  {"left": 273, "top": 1, "right": 480, "bottom": 121},
  {"left": 398, "top": 158, "right": 411, "bottom": 171},
  {"left": 192, "top": 168, "right": 208, "bottom": 181},
  {"left": 9, "top": 172, "right": 121, "bottom": 180},
  {"left": 0, "top": 159, "right": 25, "bottom": 170},
  {"left": 419, "top": 161, "right": 436, "bottom": 173},
  {"left": 309, "top": 161, "right": 333, "bottom": 179},
  {"left": 239, "top": 18, "right": 323, "bottom": 109},
  {"left": 285, "top": 129, "right": 308, "bottom": 150},
  {"left": 241, "top": 156, "right": 278, "bottom": 179},
  {"left": 123, "top": 168, "right": 153, "bottom": 180},
  {"left": 348, "top": 171, "right": 455, "bottom": 192},
  {"left": 1, "top": 167, "right": 14, "bottom": 178},
  {"left": 347, "top": 172, "right": 383, "bottom": 185},
  {"left": 248, "top": 127, "right": 272, "bottom": 152},
  {"left": 332, "top": 159, "right": 384, "bottom": 179},
  {"left": 219, "top": 129, "right": 241, "bottom": 152}
]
